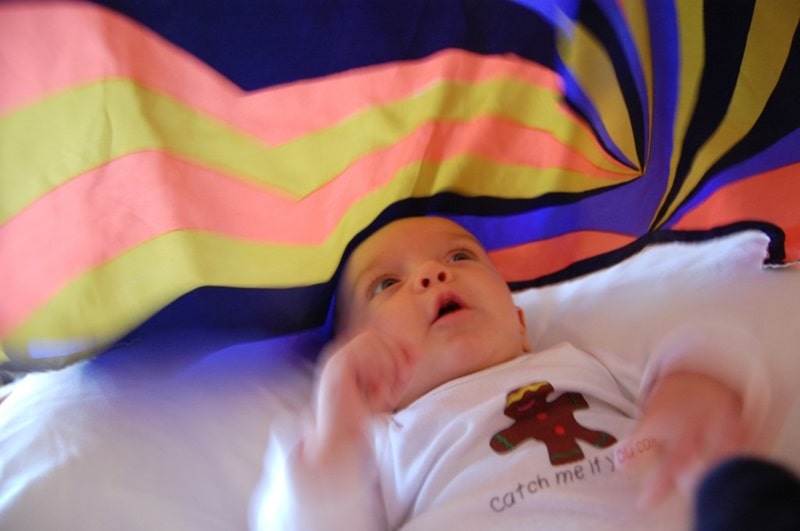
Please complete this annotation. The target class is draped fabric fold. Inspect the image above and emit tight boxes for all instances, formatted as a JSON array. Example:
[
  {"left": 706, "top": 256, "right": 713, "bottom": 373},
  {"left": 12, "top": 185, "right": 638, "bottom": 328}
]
[{"left": 1, "top": 0, "right": 798, "bottom": 369}]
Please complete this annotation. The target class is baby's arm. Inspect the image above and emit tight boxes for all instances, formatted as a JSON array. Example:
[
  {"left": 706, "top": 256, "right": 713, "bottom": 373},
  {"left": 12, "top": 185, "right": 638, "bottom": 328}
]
[
  {"left": 630, "top": 371, "right": 747, "bottom": 508},
  {"left": 304, "top": 329, "right": 418, "bottom": 468},
  {"left": 625, "top": 320, "right": 770, "bottom": 509},
  {"left": 251, "top": 330, "right": 417, "bottom": 531}
]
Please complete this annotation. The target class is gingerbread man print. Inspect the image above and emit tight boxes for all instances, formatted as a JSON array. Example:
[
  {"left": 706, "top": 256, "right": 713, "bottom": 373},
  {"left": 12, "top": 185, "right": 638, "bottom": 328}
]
[{"left": 490, "top": 381, "right": 617, "bottom": 465}]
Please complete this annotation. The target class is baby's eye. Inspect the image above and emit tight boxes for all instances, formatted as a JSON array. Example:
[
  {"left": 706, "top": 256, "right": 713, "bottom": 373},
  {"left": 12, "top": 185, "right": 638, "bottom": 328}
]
[
  {"left": 370, "top": 276, "right": 399, "bottom": 297},
  {"left": 449, "top": 250, "right": 474, "bottom": 262}
]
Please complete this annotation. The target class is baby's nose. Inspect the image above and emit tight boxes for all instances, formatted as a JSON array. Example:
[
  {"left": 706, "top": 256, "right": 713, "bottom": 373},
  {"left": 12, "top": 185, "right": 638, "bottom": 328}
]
[{"left": 417, "top": 263, "right": 450, "bottom": 289}]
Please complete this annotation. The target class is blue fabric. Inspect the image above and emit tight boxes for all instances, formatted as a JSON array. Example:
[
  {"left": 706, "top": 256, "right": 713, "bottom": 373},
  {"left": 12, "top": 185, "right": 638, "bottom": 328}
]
[
  {"left": 695, "top": 457, "right": 800, "bottom": 531},
  {"left": 91, "top": 0, "right": 556, "bottom": 91}
]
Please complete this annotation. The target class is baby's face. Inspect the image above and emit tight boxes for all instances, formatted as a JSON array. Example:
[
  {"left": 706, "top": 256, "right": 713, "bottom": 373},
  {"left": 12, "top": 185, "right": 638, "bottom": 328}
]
[{"left": 337, "top": 217, "right": 530, "bottom": 407}]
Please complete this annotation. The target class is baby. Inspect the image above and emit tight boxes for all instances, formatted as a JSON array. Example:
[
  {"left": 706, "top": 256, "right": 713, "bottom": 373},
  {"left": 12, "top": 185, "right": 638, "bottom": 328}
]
[{"left": 252, "top": 216, "right": 765, "bottom": 530}]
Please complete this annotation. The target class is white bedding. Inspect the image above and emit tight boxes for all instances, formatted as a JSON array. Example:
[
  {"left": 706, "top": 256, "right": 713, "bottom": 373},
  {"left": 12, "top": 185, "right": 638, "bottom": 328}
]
[{"left": 1, "top": 231, "right": 798, "bottom": 530}]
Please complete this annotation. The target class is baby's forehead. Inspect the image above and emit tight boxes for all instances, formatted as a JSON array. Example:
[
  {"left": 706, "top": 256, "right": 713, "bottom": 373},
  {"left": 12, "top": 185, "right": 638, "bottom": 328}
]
[
  {"left": 340, "top": 217, "right": 479, "bottom": 280},
  {"left": 351, "top": 217, "right": 479, "bottom": 263}
]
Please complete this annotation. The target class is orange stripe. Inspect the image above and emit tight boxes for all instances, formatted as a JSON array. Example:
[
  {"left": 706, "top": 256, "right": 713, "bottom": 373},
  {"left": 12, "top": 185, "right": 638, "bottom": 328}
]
[
  {"left": 0, "top": 114, "right": 629, "bottom": 334},
  {"left": 0, "top": 3, "right": 561, "bottom": 145},
  {"left": 0, "top": 152, "right": 298, "bottom": 336},
  {"left": 392, "top": 116, "right": 632, "bottom": 180},
  {"left": 490, "top": 231, "right": 636, "bottom": 283},
  {"left": 671, "top": 164, "right": 800, "bottom": 262}
]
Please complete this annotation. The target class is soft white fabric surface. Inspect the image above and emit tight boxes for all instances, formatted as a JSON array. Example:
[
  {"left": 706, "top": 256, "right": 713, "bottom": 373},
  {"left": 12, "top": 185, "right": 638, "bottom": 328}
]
[
  {"left": 0, "top": 330, "right": 318, "bottom": 531},
  {"left": 253, "top": 339, "right": 769, "bottom": 531},
  {"left": 1, "top": 231, "right": 798, "bottom": 529}
]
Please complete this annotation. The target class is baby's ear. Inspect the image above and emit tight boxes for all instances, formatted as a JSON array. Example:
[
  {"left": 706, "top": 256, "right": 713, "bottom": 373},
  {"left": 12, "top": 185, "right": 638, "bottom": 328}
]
[{"left": 516, "top": 306, "right": 532, "bottom": 352}]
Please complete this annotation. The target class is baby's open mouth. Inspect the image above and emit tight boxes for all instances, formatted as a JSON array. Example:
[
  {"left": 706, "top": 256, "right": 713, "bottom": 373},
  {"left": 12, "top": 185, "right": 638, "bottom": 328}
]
[{"left": 433, "top": 294, "right": 466, "bottom": 323}]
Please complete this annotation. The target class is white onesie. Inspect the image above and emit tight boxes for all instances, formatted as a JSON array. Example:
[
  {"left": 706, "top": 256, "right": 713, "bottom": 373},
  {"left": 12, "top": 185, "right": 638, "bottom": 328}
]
[{"left": 251, "top": 322, "right": 768, "bottom": 531}]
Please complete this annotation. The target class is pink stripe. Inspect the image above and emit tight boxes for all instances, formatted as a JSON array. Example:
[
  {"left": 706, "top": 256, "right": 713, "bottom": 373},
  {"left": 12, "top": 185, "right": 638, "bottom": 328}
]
[
  {"left": 0, "top": 3, "right": 562, "bottom": 145},
  {"left": 0, "top": 119, "right": 630, "bottom": 336},
  {"left": 490, "top": 231, "right": 635, "bottom": 282},
  {"left": 411, "top": 116, "right": 629, "bottom": 178},
  {"left": 672, "top": 164, "right": 800, "bottom": 262}
]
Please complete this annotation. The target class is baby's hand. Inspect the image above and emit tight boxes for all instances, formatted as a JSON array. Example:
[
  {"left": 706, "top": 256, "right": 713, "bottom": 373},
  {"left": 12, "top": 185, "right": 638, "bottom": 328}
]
[
  {"left": 624, "top": 371, "right": 748, "bottom": 509},
  {"left": 303, "top": 329, "right": 418, "bottom": 467}
]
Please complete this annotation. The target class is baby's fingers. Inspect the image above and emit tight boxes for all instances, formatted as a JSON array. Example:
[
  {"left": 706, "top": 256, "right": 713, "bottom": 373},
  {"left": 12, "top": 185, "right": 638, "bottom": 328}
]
[
  {"left": 628, "top": 420, "right": 746, "bottom": 510},
  {"left": 351, "top": 331, "right": 419, "bottom": 412},
  {"left": 635, "top": 439, "right": 701, "bottom": 509}
]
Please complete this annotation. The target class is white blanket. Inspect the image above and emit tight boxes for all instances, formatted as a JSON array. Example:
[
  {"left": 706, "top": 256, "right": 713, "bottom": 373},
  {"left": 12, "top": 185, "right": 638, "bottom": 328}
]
[{"left": 1, "top": 231, "right": 798, "bottom": 530}]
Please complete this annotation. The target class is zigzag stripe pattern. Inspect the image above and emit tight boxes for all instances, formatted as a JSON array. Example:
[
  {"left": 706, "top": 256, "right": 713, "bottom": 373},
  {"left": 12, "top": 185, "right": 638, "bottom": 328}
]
[{"left": 1, "top": 0, "right": 798, "bottom": 369}]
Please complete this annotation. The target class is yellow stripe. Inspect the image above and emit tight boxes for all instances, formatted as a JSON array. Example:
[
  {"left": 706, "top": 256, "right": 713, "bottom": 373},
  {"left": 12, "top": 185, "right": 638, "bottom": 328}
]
[
  {"left": 5, "top": 155, "right": 632, "bottom": 349},
  {"left": 659, "top": 0, "right": 800, "bottom": 223},
  {"left": 654, "top": 0, "right": 706, "bottom": 226},
  {"left": 4, "top": 230, "right": 335, "bottom": 352},
  {"left": 1, "top": 76, "right": 620, "bottom": 223},
  {"left": 0, "top": 79, "right": 278, "bottom": 222},
  {"left": 402, "top": 155, "right": 633, "bottom": 198},
  {"left": 619, "top": 0, "right": 653, "bottom": 125},
  {"left": 556, "top": 21, "right": 638, "bottom": 167}
]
